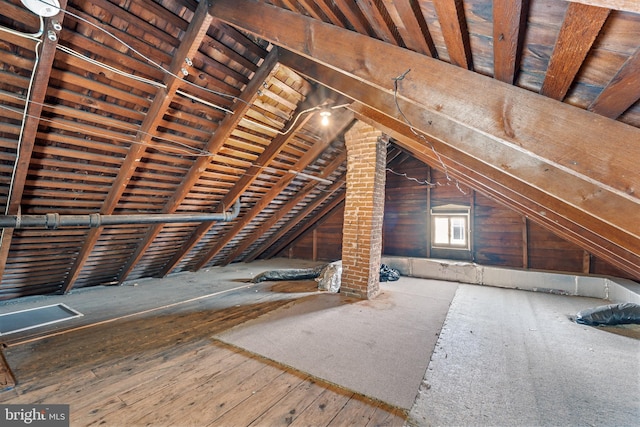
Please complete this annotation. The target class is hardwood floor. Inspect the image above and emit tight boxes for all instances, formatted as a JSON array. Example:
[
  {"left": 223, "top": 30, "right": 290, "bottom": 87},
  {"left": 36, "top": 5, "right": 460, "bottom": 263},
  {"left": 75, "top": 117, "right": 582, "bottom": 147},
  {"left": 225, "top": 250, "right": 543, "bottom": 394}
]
[{"left": 0, "top": 277, "right": 406, "bottom": 426}]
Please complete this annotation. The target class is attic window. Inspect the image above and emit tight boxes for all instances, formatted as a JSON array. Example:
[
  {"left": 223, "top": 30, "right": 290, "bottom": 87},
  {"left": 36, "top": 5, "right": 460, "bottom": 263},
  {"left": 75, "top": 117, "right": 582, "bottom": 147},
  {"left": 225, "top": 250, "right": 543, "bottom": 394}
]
[{"left": 431, "top": 204, "right": 470, "bottom": 250}]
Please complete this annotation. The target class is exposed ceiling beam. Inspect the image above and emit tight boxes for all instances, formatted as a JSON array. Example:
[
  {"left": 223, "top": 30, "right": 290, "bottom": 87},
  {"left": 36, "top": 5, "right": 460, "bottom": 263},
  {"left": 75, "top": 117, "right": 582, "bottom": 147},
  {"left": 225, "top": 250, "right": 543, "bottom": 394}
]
[
  {"left": 0, "top": 1, "right": 67, "bottom": 283},
  {"left": 382, "top": 0, "right": 437, "bottom": 57},
  {"left": 563, "top": 0, "right": 640, "bottom": 13},
  {"left": 540, "top": 2, "right": 610, "bottom": 100},
  {"left": 227, "top": 150, "right": 347, "bottom": 265},
  {"left": 262, "top": 190, "right": 346, "bottom": 261},
  {"left": 133, "top": 48, "right": 281, "bottom": 278},
  {"left": 190, "top": 110, "right": 352, "bottom": 271},
  {"left": 333, "top": 0, "right": 374, "bottom": 35},
  {"left": 314, "top": 0, "right": 350, "bottom": 28},
  {"left": 588, "top": 47, "right": 640, "bottom": 119},
  {"left": 116, "top": 51, "right": 281, "bottom": 283},
  {"left": 355, "top": 0, "right": 402, "bottom": 45},
  {"left": 61, "top": 0, "right": 214, "bottom": 293},
  {"left": 493, "top": 0, "right": 529, "bottom": 84},
  {"left": 296, "top": 0, "right": 329, "bottom": 21},
  {"left": 243, "top": 151, "right": 347, "bottom": 263},
  {"left": 432, "top": 0, "right": 473, "bottom": 69}
]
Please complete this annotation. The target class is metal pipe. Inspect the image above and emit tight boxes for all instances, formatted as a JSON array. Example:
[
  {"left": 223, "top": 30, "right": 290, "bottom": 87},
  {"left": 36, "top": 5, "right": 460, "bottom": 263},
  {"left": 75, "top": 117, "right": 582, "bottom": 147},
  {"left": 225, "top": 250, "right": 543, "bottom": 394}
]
[{"left": 0, "top": 199, "right": 241, "bottom": 229}]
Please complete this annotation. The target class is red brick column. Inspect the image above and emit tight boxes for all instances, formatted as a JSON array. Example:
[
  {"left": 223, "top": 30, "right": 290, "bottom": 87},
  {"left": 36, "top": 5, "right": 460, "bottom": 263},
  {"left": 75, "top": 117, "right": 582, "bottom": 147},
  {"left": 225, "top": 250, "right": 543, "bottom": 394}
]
[{"left": 341, "top": 121, "right": 386, "bottom": 299}]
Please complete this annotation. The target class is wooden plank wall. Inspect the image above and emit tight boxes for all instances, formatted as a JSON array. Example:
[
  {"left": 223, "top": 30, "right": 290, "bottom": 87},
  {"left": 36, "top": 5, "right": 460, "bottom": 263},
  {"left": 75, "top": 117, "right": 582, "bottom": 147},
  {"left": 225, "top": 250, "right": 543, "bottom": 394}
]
[{"left": 280, "top": 155, "right": 635, "bottom": 281}]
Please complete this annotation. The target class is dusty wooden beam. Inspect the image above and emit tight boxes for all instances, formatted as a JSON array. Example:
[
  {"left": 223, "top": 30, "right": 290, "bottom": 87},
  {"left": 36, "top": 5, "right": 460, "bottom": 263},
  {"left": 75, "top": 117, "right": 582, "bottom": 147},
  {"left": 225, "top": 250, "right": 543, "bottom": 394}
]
[
  {"left": 117, "top": 50, "right": 280, "bottom": 283},
  {"left": 493, "top": 0, "right": 528, "bottom": 84},
  {"left": 540, "top": 3, "right": 610, "bottom": 100},
  {"left": 355, "top": 0, "right": 401, "bottom": 45},
  {"left": 61, "top": 0, "right": 214, "bottom": 293},
  {"left": 190, "top": 110, "right": 351, "bottom": 271},
  {"left": 314, "top": 0, "right": 350, "bottom": 27},
  {"left": 264, "top": 192, "right": 346, "bottom": 260},
  {"left": 223, "top": 141, "right": 349, "bottom": 265},
  {"left": 333, "top": 0, "right": 374, "bottom": 35},
  {"left": 382, "top": 0, "right": 437, "bottom": 57},
  {"left": 588, "top": 47, "right": 640, "bottom": 119},
  {"left": 0, "top": 1, "right": 67, "bottom": 283},
  {"left": 563, "top": 0, "right": 640, "bottom": 13},
  {"left": 432, "top": 0, "right": 473, "bottom": 69},
  {"left": 243, "top": 152, "right": 347, "bottom": 263}
]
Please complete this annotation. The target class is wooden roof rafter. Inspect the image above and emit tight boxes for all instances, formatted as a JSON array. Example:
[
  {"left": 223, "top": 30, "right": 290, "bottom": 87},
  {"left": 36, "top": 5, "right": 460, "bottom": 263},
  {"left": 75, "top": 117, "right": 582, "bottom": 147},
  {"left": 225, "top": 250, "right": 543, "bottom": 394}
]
[
  {"left": 382, "top": 0, "right": 438, "bottom": 57},
  {"left": 218, "top": 114, "right": 353, "bottom": 266},
  {"left": 493, "top": 0, "right": 529, "bottom": 84},
  {"left": 116, "top": 50, "right": 282, "bottom": 283},
  {"left": 189, "top": 107, "right": 351, "bottom": 271},
  {"left": 238, "top": 147, "right": 348, "bottom": 263},
  {"left": 432, "top": 0, "right": 473, "bottom": 69},
  {"left": 355, "top": 0, "right": 403, "bottom": 45},
  {"left": 260, "top": 187, "right": 346, "bottom": 261},
  {"left": 0, "top": 0, "right": 68, "bottom": 282},
  {"left": 61, "top": 0, "right": 214, "bottom": 293},
  {"left": 588, "top": 46, "right": 640, "bottom": 119},
  {"left": 540, "top": 2, "right": 610, "bottom": 100}
]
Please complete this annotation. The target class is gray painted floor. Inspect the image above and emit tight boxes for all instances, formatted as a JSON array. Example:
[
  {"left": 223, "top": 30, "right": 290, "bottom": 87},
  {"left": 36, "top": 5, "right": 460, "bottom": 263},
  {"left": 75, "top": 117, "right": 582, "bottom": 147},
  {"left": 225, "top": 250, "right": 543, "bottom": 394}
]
[
  {"left": 409, "top": 284, "right": 640, "bottom": 427},
  {"left": 215, "top": 277, "right": 457, "bottom": 409}
]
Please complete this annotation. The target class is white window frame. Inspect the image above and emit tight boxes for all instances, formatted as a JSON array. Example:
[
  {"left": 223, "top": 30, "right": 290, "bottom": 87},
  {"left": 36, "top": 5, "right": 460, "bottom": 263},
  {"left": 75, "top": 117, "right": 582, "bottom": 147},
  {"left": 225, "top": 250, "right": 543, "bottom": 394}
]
[{"left": 431, "top": 205, "right": 470, "bottom": 250}]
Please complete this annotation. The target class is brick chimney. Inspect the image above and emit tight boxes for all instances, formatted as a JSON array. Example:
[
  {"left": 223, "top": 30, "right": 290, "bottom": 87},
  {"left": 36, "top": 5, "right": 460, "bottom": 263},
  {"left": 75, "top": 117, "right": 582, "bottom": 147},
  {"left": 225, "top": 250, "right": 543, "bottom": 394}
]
[{"left": 341, "top": 121, "right": 387, "bottom": 299}]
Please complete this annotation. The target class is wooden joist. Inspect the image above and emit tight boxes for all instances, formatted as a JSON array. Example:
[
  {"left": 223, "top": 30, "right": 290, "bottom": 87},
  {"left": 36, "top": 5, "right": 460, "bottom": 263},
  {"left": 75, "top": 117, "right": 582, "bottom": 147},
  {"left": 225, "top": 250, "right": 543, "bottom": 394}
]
[
  {"left": 432, "top": 0, "right": 473, "bottom": 69},
  {"left": 493, "top": 0, "right": 528, "bottom": 84},
  {"left": 0, "top": 0, "right": 67, "bottom": 282},
  {"left": 540, "top": 2, "right": 610, "bottom": 100},
  {"left": 117, "top": 49, "right": 282, "bottom": 283}
]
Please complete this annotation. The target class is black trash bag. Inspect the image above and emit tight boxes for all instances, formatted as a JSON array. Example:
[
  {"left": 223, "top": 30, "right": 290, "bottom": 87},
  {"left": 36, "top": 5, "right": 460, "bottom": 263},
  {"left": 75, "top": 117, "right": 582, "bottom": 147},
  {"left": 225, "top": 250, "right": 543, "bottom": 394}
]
[
  {"left": 251, "top": 265, "right": 326, "bottom": 283},
  {"left": 575, "top": 302, "right": 640, "bottom": 326},
  {"left": 379, "top": 264, "right": 400, "bottom": 282}
]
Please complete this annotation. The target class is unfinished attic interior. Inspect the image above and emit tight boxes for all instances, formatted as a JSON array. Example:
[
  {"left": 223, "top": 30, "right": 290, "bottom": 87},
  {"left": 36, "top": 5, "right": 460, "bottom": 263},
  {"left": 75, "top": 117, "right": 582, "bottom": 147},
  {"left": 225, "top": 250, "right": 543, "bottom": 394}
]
[{"left": 0, "top": 0, "right": 639, "bottom": 425}]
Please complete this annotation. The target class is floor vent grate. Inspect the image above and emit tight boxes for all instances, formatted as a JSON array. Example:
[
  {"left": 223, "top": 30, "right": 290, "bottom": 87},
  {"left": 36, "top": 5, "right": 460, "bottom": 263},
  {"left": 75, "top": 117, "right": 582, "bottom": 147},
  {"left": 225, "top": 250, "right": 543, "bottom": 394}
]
[{"left": 0, "top": 303, "right": 83, "bottom": 336}]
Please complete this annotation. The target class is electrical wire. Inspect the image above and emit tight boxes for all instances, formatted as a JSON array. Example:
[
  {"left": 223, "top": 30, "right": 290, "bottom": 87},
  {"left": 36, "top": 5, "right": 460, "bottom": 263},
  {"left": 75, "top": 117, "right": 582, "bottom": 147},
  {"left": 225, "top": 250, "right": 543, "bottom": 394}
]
[
  {"left": 0, "top": 101, "right": 215, "bottom": 157},
  {"left": 4, "top": 0, "right": 431, "bottom": 200},
  {"left": 391, "top": 69, "right": 467, "bottom": 194},
  {"left": 30, "top": 0, "right": 250, "bottom": 105},
  {"left": 5, "top": 40, "right": 43, "bottom": 216},
  {"left": 0, "top": 14, "right": 44, "bottom": 41},
  {"left": 55, "top": 43, "right": 236, "bottom": 116}
]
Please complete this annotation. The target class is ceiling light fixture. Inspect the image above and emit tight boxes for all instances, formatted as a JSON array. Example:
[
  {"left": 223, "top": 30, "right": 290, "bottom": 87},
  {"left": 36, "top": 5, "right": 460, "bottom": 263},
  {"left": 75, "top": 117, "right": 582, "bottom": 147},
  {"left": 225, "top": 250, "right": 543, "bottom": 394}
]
[
  {"left": 319, "top": 109, "right": 331, "bottom": 126},
  {"left": 21, "top": 0, "right": 60, "bottom": 17}
]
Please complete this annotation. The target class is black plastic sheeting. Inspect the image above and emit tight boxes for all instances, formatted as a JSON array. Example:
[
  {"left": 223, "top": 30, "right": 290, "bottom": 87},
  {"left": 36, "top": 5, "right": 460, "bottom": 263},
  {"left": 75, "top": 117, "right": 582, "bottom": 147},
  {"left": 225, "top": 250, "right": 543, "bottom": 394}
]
[
  {"left": 251, "top": 265, "right": 325, "bottom": 283},
  {"left": 251, "top": 263, "right": 401, "bottom": 284},
  {"left": 379, "top": 264, "right": 400, "bottom": 282},
  {"left": 575, "top": 302, "right": 640, "bottom": 326}
]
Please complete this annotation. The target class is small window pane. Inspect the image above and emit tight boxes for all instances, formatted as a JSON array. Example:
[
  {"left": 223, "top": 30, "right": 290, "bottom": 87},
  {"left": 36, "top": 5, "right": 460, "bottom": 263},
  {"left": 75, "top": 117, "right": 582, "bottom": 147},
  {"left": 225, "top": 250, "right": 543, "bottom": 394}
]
[
  {"left": 450, "top": 217, "right": 466, "bottom": 245},
  {"left": 434, "top": 217, "right": 449, "bottom": 244}
]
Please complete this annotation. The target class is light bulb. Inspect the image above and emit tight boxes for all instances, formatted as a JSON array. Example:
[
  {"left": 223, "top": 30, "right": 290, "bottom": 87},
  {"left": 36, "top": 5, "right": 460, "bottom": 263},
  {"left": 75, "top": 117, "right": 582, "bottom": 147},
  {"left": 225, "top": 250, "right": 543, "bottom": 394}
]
[{"left": 320, "top": 110, "right": 331, "bottom": 126}]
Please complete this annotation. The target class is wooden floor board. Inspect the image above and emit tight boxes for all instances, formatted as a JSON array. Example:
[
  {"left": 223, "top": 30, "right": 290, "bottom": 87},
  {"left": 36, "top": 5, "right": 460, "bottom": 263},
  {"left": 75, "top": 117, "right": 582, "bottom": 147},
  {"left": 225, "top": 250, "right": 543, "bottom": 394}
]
[
  {"left": 288, "top": 387, "right": 354, "bottom": 427},
  {"left": 0, "top": 279, "right": 407, "bottom": 426},
  {"left": 248, "top": 378, "right": 327, "bottom": 426},
  {"left": 327, "top": 395, "right": 380, "bottom": 427}
]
